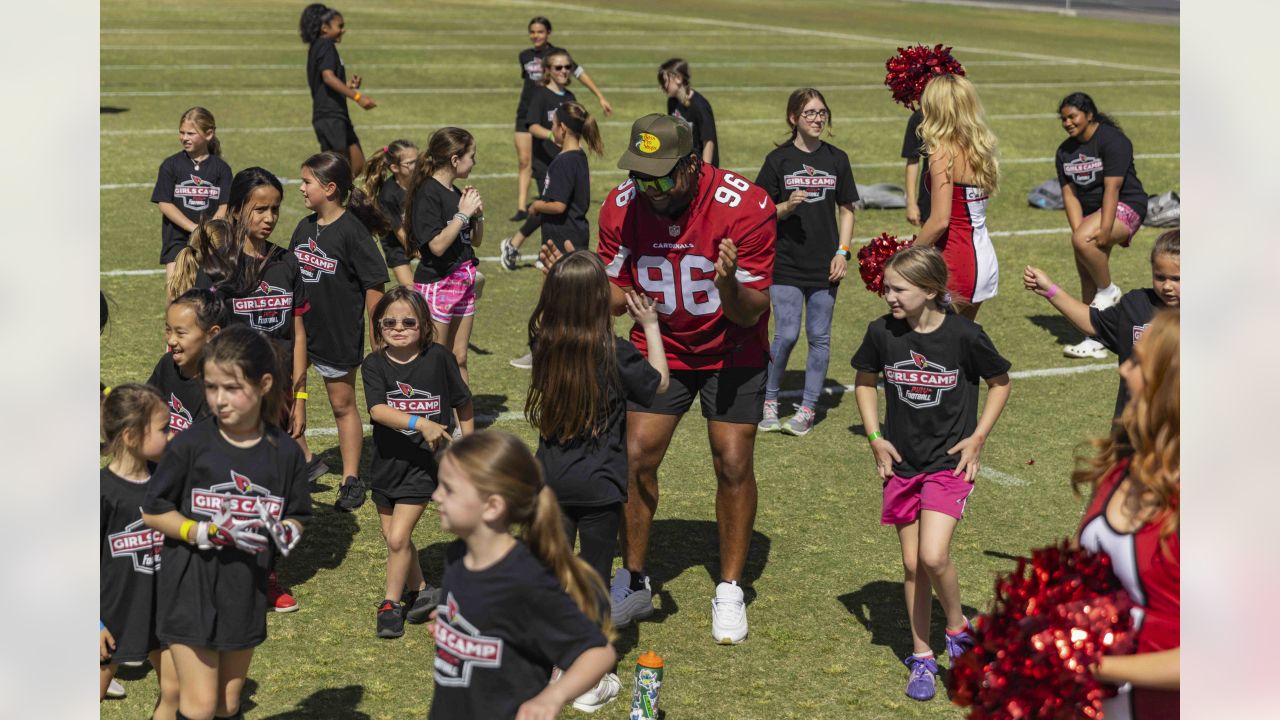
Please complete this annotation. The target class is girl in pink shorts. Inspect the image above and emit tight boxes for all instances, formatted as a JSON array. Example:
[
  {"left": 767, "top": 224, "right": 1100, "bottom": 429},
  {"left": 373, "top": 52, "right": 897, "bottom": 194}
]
[{"left": 851, "top": 245, "right": 1011, "bottom": 702}]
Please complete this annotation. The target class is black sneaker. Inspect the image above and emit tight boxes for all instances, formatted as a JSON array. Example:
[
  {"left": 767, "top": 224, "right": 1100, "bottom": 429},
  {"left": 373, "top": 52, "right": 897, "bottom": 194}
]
[
  {"left": 335, "top": 476, "right": 366, "bottom": 512},
  {"left": 306, "top": 456, "right": 330, "bottom": 484},
  {"left": 508, "top": 209, "right": 529, "bottom": 222},
  {"left": 405, "top": 585, "right": 442, "bottom": 624},
  {"left": 376, "top": 599, "right": 405, "bottom": 639}
]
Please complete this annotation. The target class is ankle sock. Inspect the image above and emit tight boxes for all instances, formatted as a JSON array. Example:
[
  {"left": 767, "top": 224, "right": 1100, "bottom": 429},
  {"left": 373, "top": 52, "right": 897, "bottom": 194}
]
[
  {"left": 628, "top": 570, "right": 648, "bottom": 591},
  {"left": 946, "top": 619, "right": 972, "bottom": 636}
]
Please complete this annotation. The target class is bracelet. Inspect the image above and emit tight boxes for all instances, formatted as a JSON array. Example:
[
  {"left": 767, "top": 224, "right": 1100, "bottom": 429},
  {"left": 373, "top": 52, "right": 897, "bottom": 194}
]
[
  {"left": 408, "top": 415, "right": 419, "bottom": 431},
  {"left": 352, "top": 91, "right": 362, "bottom": 102},
  {"left": 1045, "top": 283, "right": 1059, "bottom": 299},
  {"left": 867, "top": 431, "right": 883, "bottom": 443},
  {"left": 295, "top": 391, "right": 309, "bottom": 400},
  {"left": 179, "top": 519, "right": 196, "bottom": 543},
  {"left": 101, "top": 620, "right": 106, "bottom": 632},
  {"left": 102, "top": 386, "right": 113, "bottom": 397},
  {"left": 453, "top": 212, "right": 470, "bottom": 225},
  {"left": 836, "top": 248, "right": 851, "bottom": 259}
]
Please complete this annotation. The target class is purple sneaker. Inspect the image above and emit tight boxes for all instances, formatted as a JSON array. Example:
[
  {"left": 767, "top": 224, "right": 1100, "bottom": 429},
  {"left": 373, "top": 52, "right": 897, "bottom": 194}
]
[
  {"left": 903, "top": 655, "right": 939, "bottom": 701},
  {"left": 946, "top": 622, "right": 976, "bottom": 664}
]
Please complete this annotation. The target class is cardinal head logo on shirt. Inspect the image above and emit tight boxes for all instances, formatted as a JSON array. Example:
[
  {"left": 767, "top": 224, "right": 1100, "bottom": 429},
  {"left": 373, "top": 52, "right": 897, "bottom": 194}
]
[
  {"left": 168, "top": 393, "right": 193, "bottom": 433},
  {"left": 1063, "top": 153, "right": 1104, "bottom": 185},
  {"left": 783, "top": 163, "right": 836, "bottom": 202},
  {"left": 433, "top": 591, "right": 504, "bottom": 688},
  {"left": 294, "top": 237, "right": 338, "bottom": 283},
  {"left": 397, "top": 382, "right": 415, "bottom": 397},
  {"left": 883, "top": 351, "right": 959, "bottom": 409},
  {"left": 911, "top": 350, "right": 928, "bottom": 369}
]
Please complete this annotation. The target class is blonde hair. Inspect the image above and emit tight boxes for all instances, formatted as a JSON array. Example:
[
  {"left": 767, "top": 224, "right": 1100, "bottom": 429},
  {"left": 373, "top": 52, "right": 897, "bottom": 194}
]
[
  {"left": 918, "top": 74, "right": 999, "bottom": 193},
  {"left": 167, "top": 218, "right": 234, "bottom": 299},
  {"left": 883, "top": 245, "right": 951, "bottom": 310},
  {"left": 179, "top": 106, "right": 221, "bottom": 156}
]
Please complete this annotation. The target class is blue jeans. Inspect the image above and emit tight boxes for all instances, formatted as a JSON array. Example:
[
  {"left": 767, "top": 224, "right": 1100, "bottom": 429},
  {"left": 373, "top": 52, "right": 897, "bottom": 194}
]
[{"left": 765, "top": 284, "right": 837, "bottom": 409}]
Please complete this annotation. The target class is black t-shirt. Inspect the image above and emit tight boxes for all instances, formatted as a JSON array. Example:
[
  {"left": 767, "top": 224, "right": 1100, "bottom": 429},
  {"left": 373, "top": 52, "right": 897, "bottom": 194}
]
[
  {"left": 142, "top": 419, "right": 313, "bottom": 650},
  {"left": 378, "top": 180, "right": 410, "bottom": 269},
  {"left": 147, "top": 353, "right": 209, "bottom": 436},
  {"left": 429, "top": 540, "right": 608, "bottom": 720},
  {"left": 516, "top": 45, "right": 580, "bottom": 114},
  {"left": 1056, "top": 123, "right": 1148, "bottom": 218},
  {"left": 536, "top": 337, "right": 660, "bottom": 506},
  {"left": 361, "top": 345, "right": 472, "bottom": 499},
  {"left": 410, "top": 178, "right": 478, "bottom": 283},
  {"left": 289, "top": 211, "right": 388, "bottom": 368},
  {"left": 101, "top": 468, "right": 163, "bottom": 663},
  {"left": 1090, "top": 288, "right": 1164, "bottom": 417},
  {"left": 151, "top": 152, "right": 233, "bottom": 253},
  {"left": 525, "top": 86, "right": 577, "bottom": 173},
  {"left": 755, "top": 141, "right": 858, "bottom": 288},
  {"left": 901, "top": 109, "right": 931, "bottom": 223},
  {"left": 851, "top": 314, "right": 1011, "bottom": 476},
  {"left": 228, "top": 244, "right": 308, "bottom": 346},
  {"left": 307, "top": 37, "right": 348, "bottom": 120},
  {"left": 669, "top": 91, "right": 719, "bottom": 168},
  {"left": 540, "top": 149, "right": 591, "bottom": 250}
]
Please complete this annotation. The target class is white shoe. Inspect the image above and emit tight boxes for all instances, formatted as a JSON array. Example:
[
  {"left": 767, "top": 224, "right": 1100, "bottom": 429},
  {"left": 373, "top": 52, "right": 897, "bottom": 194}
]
[
  {"left": 509, "top": 351, "right": 533, "bottom": 370},
  {"left": 106, "top": 678, "right": 126, "bottom": 698},
  {"left": 711, "top": 581, "right": 748, "bottom": 644},
  {"left": 1063, "top": 337, "right": 1109, "bottom": 359},
  {"left": 1090, "top": 284, "right": 1122, "bottom": 310},
  {"left": 571, "top": 672, "right": 622, "bottom": 713}
]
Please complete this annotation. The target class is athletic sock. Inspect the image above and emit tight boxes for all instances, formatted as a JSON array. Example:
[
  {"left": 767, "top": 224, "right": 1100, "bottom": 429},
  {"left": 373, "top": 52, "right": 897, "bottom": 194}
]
[
  {"left": 946, "top": 618, "right": 972, "bottom": 636},
  {"left": 913, "top": 651, "right": 935, "bottom": 659},
  {"left": 719, "top": 579, "right": 739, "bottom": 587},
  {"left": 628, "top": 570, "right": 648, "bottom": 591}
]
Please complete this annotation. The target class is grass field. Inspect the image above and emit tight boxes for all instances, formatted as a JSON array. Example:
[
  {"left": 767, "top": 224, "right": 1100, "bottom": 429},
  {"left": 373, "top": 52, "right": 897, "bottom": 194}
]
[{"left": 99, "top": 1, "right": 1179, "bottom": 717}]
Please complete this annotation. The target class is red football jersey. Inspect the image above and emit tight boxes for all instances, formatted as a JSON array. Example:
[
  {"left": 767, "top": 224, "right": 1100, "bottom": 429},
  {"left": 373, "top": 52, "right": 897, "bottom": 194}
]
[{"left": 597, "top": 162, "right": 776, "bottom": 370}]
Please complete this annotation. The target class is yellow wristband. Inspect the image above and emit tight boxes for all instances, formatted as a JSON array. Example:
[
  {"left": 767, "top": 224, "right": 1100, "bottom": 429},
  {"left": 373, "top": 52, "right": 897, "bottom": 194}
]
[
  {"left": 179, "top": 519, "right": 196, "bottom": 543},
  {"left": 352, "top": 91, "right": 362, "bottom": 102},
  {"left": 295, "top": 391, "right": 309, "bottom": 400},
  {"left": 102, "top": 386, "right": 113, "bottom": 397}
]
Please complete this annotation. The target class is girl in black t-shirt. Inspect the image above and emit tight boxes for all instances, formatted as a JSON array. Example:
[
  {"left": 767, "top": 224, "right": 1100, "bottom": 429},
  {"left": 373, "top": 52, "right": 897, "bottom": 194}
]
[
  {"left": 360, "top": 139, "right": 420, "bottom": 287},
  {"left": 502, "top": 101, "right": 604, "bottom": 267},
  {"left": 99, "top": 384, "right": 179, "bottom": 713},
  {"left": 152, "top": 106, "right": 231, "bottom": 284},
  {"left": 428, "top": 432, "right": 618, "bottom": 719},
  {"left": 508, "top": 48, "right": 580, "bottom": 255},
  {"left": 148, "top": 289, "right": 229, "bottom": 437},
  {"left": 1055, "top": 92, "right": 1150, "bottom": 359},
  {"left": 290, "top": 151, "right": 390, "bottom": 512},
  {"left": 511, "top": 17, "right": 612, "bottom": 222},
  {"left": 300, "top": 3, "right": 376, "bottom": 177},
  {"left": 167, "top": 218, "right": 235, "bottom": 301},
  {"left": 850, "top": 246, "right": 1011, "bottom": 702},
  {"left": 363, "top": 287, "right": 474, "bottom": 639},
  {"left": 659, "top": 58, "right": 718, "bottom": 167}
]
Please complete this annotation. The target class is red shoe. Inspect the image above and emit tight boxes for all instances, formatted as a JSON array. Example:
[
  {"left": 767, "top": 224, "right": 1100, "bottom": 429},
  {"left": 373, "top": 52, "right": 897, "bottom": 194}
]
[{"left": 268, "top": 570, "right": 299, "bottom": 613}]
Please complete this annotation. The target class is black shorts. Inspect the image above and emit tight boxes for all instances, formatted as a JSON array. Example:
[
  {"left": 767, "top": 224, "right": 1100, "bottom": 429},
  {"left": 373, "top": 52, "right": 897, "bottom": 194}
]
[
  {"left": 313, "top": 116, "right": 360, "bottom": 153},
  {"left": 372, "top": 488, "right": 432, "bottom": 508},
  {"left": 160, "top": 237, "right": 187, "bottom": 264},
  {"left": 629, "top": 367, "right": 766, "bottom": 424}
]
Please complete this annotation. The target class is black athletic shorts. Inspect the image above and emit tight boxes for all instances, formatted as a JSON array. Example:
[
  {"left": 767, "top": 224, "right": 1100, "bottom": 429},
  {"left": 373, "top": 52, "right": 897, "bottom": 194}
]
[
  {"left": 160, "top": 237, "right": 188, "bottom": 264},
  {"left": 313, "top": 116, "right": 360, "bottom": 153},
  {"left": 629, "top": 367, "right": 766, "bottom": 424}
]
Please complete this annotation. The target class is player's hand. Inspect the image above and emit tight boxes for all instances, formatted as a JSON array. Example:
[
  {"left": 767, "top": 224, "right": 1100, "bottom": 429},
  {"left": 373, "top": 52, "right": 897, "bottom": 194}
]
[
  {"left": 515, "top": 692, "right": 566, "bottom": 720},
  {"left": 947, "top": 434, "right": 985, "bottom": 483},
  {"left": 538, "top": 239, "right": 576, "bottom": 274},
  {"left": 786, "top": 189, "right": 809, "bottom": 210},
  {"left": 1023, "top": 266, "right": 1056, "bottom": 297},
  {"left": 598, "top": 97, "right": 614, "bottom": 116},
  {"left": 713, "top": 238, "right": 739, "bottom": 286},
  {"left": 357, "top": 94, "right": 377, "bottom": 110},
  {"left": 526, "top": 202, "right": 541, "bottom": 218},
  {"left": 289, "top": 397, "right": 307, "bottom": 439},
  {"left": 279, "top": 519, "right": 303, "bottom": 553},
  {"left": 458, "top": 188, "right": 483, "bottom": 217},
  {"left": 418, "top": 420, "right": 452, "bottom": 451},
  {"left": 200, "top": 510, "right": 268, "bottom": 554},
  {"left": 100, "top": 626, "right": 116, "bottom": 662},
  {"left": 829, "top": 253, "right": 848, "bottom": 282},
  {"left": 425, "top": 607, "right": 439, "bottom": 639},
  {"left": 870, "top": 437, "right": 902, "bottom": 481},
  {"left": 349, "top": 74, "right": 363, "bottom": 89},
  {"left": 906, "top": 205, "right": 922, "bottom": 226},
  {"left": 625, "top": 292, "right": 659, "bottom": 330}
]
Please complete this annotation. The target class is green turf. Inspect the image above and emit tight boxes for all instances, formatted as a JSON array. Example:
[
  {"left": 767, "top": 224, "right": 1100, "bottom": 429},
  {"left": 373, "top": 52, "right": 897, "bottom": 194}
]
[{"left": 100, "top": 1, "right": 1178, "bottom": 717}]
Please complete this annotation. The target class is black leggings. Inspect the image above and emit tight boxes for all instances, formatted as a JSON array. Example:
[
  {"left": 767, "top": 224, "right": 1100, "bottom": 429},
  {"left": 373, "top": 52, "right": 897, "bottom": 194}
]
[
  {"left": 561, "top": 503, "right": 622, "bottom": 585},
  {"left": 520, "top": 159, "right": 550, "bottom": 237}
]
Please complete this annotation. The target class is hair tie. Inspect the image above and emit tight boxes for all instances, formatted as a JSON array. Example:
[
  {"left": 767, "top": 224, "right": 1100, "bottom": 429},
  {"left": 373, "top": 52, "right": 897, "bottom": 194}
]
[
  {"left": 382, "top": 145, "right": 389, "bottom": 154},
  {"left": 941, "top": 292, "right": 953, "bottom": 306}
]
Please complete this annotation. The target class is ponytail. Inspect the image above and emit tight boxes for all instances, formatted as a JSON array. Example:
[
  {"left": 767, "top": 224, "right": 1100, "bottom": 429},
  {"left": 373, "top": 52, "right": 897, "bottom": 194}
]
[
  {"left": 300, "top": 3, "right": 340, "bottom": 44},
  {"left": 167, "top": 218, "right": 236, "bottom": 299},
  {"left": 302, "top": 151, "right": 392, "bottom": 237},
  {"left": 359, "top": 139, "right": 417, "bottom": 235},
  {"left": 526, "top": 486, "right": 615, "bottom": 640},
  {"left": 555, "top": 102, "right": 603, "bottom": 157}
]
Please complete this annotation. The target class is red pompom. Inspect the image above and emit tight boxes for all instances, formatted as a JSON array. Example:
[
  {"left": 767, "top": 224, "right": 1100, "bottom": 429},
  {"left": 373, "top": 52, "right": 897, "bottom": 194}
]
[
  {"left": 948, "top": 541, "right": 1138, "bottom": 720},
  {"left": 856, "top": 233, "right": 913, "bottom": 294},
  {"left": 884, "top": 44, "right": 966, "bottom": 109}
]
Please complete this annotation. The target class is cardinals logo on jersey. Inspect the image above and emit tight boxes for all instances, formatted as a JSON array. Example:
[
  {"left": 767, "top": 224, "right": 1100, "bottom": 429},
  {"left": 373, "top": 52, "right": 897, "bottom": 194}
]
[
  {"left": 232, "top": 281, "right": 293, "bottom": 333},
  {"left": 191, "top": 470, "right": 285, "bottom": 521},
  {"left": 1062, "top": 153, "right": 1104, "bottom": 185},
  {"left": 386, "top": 381, "right": 442, "bottom": 436},
  {"left": 168, "top": 393, "right": 194, "bottom": 434},
  {"left": 173, "top": 174, "right": 221, "bottom": 212},
  {"left": 433, "top": 592, "right": 504, "bottom": 688},
  {"left": 108, "top": 515, "right": 164, "bottom": 575},
  {"left": 884, "top": 351, "right": 959, "bottom": 409},
  {"left": 783, "top": 164, "right": 838, "bottom": 203},
  {"left": 294, "top": 238, "right": 338, "bottom": 283}
]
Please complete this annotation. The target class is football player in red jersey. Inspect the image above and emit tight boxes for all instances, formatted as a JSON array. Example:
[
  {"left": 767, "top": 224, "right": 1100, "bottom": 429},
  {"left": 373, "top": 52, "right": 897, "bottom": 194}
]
[{"left": 541, "top": 114, "right": 775, "bottom": 644}]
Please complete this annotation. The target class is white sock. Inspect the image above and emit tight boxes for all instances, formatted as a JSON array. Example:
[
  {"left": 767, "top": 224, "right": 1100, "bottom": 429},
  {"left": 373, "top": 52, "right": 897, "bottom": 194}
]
[
  {"left": 913, "top": 651, "right": 935, "bottom": 659},
  {"left": 1100, "top": 283, "right": 1119, "bottom": 297}
]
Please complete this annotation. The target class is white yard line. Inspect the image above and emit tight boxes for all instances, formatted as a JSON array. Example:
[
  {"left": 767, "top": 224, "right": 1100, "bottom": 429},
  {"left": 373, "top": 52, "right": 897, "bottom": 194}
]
[
  {"left": 979, "top": 468, "right": 1030, "bottom": 487},
  {"left": 102, "top": 59, "right": 1081, "bottom": 71}
]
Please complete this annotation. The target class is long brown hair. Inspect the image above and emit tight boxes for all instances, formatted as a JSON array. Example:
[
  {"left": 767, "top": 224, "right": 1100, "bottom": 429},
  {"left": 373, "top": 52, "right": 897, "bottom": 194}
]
[
  {"left": 1072, "top": 310, "right": 1179, "bottom": 545},
  {"left": 101, "top": 384, "right": 165, "bottom": 458},
  {"left": 202, "top": 325, "right": 288, "bottom": 434},
  {"left": 525, "top": 252, "right": 618, "bottom": 443},
  {"left": 359, "top": 139, "right": 418, "bottom": 233},
  {"left": 781, "top": 87, "right": 834, "bottom": 145},
  {"left": 401, "top": 127, "right": 474, "bottom": 260},
  {"left": 442, "top": 432, "right": 614, "bottom": 639},
  {"left": 658, "top": 58, "right": 693, "bottom": 106}
]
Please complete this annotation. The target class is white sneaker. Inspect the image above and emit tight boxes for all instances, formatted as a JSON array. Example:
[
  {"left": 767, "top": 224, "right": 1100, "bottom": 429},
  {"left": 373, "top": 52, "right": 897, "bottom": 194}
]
[
  {"left": 509, "top": 351, "right": 533, "bottom": 370},
  {"left": 1090, "top": 284, "right": 1122, "bottom": 310},
  {"left": 106, "top": 678, "right": 126, "bottom": 698},
  {"left": 711, "top": 581, "right": 748, "bottom": 644},
  {"left": 571, "top": 672, "right": 622, "bottom": 713},
  {"left": 1063, "top": 337, "right": 1109, "bottom": 359}
]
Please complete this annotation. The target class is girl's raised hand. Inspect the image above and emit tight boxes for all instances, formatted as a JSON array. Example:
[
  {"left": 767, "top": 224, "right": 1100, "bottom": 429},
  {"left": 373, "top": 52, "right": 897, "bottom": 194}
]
[
  {"left": 946, "top": 435, "right": 984, "bottom": 483},
  {"left": 458, "top": 188, "right": 483, "bottom": 217},
  {"left": 419, "top": 420, "right": 452, "bottom": 451},
  {"left": 357, "top": 94, "right": 377, "bottom": 110},
  {"left": 538, "top": 239, "right": 575, "bottom": 274},
  {"left": 349, "top": 74, "right": 363, "bottom": 89},
  {"left": 598, "top": 97, "right": 614, "bottom": 116},
  {"left": 869, "top": 437, "right": 902, "bottom": 481},
  {"left": 1023, "top": 265, "right": 1055, "bottom": 296},
  {"left": 626, "top": 291, "right": 659, "bottom": 329},
  {"left": 713, "top": 238, "right": 738, "bottom": 286}
]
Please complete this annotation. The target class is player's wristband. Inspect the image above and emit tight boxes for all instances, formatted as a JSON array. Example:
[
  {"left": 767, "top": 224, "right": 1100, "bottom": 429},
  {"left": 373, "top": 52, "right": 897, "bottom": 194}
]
[
  {"left": 352, "top": 91, "right": 362, "bottom": 102},
  {"left": 867, "top": 431, "right": 883, "bottom": 443},
  {"left": 100, "top": 620, "right": 105, "bottom": 632},
  {"left": 179, "top": 519, "right": 196, "bottom": 543},
  {"left": 1045, "top": 283, "right": 1059, "bottom": 299},
  {"left": 453, "top": 212, "right": 470, "bottom": 225},
  {"left": 408, "top": 415, "right": 419, "bottom": 431},
  {"left": 295, "top": 391, "right": 309, "bottom": 401},
  {"left": 836, "top": 248, "right": 852, "bottom": 259}
]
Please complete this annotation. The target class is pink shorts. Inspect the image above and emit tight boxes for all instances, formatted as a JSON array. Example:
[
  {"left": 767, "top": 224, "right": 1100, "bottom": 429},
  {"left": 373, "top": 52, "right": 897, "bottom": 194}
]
[
  {"left": 1115, "top": 202, "right": 1142, "bottom": 246},
  {"left": 415, "top": 263, "right": 477, "bottom": 323},
  {"left": 881, "top": 468, "right": 974, "bottom": 525}
]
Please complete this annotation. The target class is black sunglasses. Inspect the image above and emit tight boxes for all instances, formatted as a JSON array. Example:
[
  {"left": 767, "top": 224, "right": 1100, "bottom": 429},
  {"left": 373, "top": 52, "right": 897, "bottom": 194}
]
[
  {"left": 380, "top": 317, "right": 419, "bottom": 330},
  {"left": 549, "top": 64, "right": 573, "bottom": 71}
]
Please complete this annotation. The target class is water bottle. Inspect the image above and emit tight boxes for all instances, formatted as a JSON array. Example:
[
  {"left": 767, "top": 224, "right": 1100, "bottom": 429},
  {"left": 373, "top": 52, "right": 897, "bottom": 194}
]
[{"left": 629, "top": 650, "right": 664, "bottom": 719}]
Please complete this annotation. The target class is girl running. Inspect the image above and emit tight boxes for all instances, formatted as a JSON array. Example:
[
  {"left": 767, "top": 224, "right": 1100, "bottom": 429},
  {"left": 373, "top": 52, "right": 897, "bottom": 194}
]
[
  {"left": 526, "top": 252, "right": 667, "bottom": 588},
  {"left": 300, "top": 3, "right": 376, "bottom": 178},
  {"left": 1055, "top": 92, "right": 1150, "bottom": 359},
  {"left": 913, "top": 74, "right": 1001, "bottom": 319},
  {"left": 403, "top": 127, "right": 483, "bottom": 385},
  {"left": 1075, "top": 310, "right": 1180, "bottom": 719},
  {"left": 289, "top": 151, "right": 389, "bottom": 512},
  {"left": 151, "top": 107, "right": 232, "bottom": 288},
  {"left": 755, "top": 88, "right": 858, "bottom": 436},
  {"left": 100, "top": 383, "right": 179, "bottom": 715},
  {"left": 500, "top": 101, "right": 604, "bottom": 269},
  {"left": 511, "top": 17, "right": 612, "bottom": 222},
  {"left": 1025, "top": 229, "right": 1179, "bottom": 417},
  {"left": 362, "top": 286, "right": 474, "bottom": 639},
  {"left": 659, "top": 59, "right": 718, "bottom": 166},
  {"left": 850, "top": 245, "right": 1011, "bottom": 703},
  {"left": 427, "top": 431, "right": 618, "bottom": 719},
  {"left": 360, "top": 140, "right": 420, "bottom": 287},
  {"left": 148, "top": 289, "right": 229, "bottom": 437},
  {"left": 142, "top": 326, "right": 312, "bottom": 720},
  {"left": 167, "top": 218, "right": 236, "bottom": 300}
]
